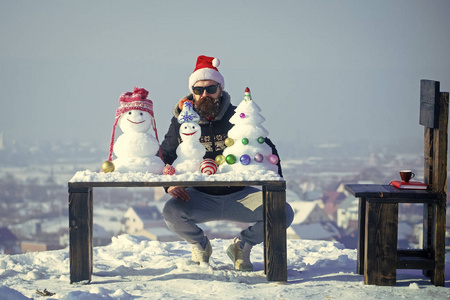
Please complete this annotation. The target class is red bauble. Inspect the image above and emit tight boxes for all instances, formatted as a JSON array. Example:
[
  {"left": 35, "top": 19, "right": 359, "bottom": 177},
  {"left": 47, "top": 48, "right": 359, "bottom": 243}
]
[
  {"left": 199, "top": 159, "right": 218, "bottom": 175},
  {"left": 163, "top": 164, "right": 176, "bottom": 175}
]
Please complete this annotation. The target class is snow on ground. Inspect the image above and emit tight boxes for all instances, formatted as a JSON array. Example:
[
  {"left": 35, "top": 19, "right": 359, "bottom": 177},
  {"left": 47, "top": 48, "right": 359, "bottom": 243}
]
[{"left": 0, "top": 236, "right": 449, "bottom": 300}]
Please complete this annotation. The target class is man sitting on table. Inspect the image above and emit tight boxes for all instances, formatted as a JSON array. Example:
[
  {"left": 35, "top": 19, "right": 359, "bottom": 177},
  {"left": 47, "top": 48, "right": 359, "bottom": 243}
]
[{"left": 160, "top": 55, "right": 294, "bottom": 271}]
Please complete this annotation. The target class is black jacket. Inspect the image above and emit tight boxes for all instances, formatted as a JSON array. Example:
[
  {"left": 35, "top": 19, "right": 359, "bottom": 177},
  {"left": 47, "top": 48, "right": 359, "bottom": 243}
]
[{"left": 160, "top": 91, "right": 282, "bottom": 195}]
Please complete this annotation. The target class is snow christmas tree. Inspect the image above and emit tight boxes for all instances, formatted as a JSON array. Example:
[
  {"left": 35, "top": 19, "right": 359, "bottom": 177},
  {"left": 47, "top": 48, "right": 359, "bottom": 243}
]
[{"left": 218, "top": 87, "right": 279, "bottom": 173}]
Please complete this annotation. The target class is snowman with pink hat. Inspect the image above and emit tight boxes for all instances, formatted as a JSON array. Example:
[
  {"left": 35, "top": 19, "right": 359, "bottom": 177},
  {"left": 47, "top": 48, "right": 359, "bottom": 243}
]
[{"left": 106, "top": 87, "right": 165, "bottom": 173}]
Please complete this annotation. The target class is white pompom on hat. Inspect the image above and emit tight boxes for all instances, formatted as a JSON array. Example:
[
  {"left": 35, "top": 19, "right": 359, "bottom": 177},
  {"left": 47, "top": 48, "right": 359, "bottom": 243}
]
[{"left": 189, "top": 55, "right": 225, "bottom": 94}]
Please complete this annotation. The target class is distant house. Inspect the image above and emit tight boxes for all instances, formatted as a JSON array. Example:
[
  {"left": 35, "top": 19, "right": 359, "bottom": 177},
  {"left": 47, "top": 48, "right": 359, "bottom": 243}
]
[
  {"left": 21, "top": 241, "right": 61, "bottom": 253},
  {"left": 289, "top": 201, "right": 331, "bottom": 225},
  {"left": 122, "top": 206, "right": 163, "bottom": 234},
  {"left": 288, "top": 221, "right": 341, "bottom": 241},
  {"left": 336, "top": 194, "right": 359, "bottom": 232},
  {"left": 322, "top": 191, "right": 346, "bottom": 221},
  {"left": 0, "top": 227, "right": 19, "bottom": 254},
  {"left": 121, "top": 206, "right": 179, "bottom": 242}
]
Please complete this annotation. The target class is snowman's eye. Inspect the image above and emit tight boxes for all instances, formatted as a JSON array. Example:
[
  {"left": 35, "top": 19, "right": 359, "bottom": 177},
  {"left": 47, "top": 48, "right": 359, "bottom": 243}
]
[
  {"left": 192, "top": 126, "right": 195, "bottom": 129},
  {"left": 140, "top": 112, "right": 143, "bottom": 116},
  {"left": 128, "top": 112, "right": 132, "bottom": 115}
]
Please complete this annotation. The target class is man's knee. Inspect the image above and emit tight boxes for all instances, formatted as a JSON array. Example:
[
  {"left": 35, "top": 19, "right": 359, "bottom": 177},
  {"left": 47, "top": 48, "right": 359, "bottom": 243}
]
[
  {"left": 286, "top": 203, "right": 294, "bottom": 228},
  {"left": 161, "top": 198, "right": 182, "bottom": 222}
]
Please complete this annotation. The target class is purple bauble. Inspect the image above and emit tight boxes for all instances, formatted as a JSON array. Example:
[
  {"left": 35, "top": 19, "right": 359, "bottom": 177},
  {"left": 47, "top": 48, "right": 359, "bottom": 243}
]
[
  {"left": 240, "top": 113, "right": 246, "bottom": 118},
  {"left": 267, "top": 154, "right": 279, "bottom": 165},
  {"left": 240, "top": 154, "right": 251, "bottom": 165},
  {"left": 254, "top": 153, "right": 264, "bottom": 163}
]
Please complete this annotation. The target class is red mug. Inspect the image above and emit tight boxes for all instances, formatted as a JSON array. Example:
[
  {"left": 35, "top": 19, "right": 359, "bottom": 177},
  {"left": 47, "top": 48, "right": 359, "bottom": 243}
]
[{"left": 399, "top": 170, "right": 415, "bottom": 182}]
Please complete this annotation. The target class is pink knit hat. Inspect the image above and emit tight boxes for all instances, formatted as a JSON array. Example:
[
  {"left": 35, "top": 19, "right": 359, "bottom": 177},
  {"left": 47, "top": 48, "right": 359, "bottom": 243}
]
[
  {"left": 108, "top": 87, "right": 162, "bottom": 161},
  {"left": 189, "top": 55, "right": 224, "bottom": 93}
]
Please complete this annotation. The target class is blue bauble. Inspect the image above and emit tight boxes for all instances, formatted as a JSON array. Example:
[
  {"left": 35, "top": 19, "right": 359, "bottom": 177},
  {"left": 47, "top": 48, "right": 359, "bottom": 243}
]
[{"left": 240, "top": 154, "right": 251, "bottom": 165}]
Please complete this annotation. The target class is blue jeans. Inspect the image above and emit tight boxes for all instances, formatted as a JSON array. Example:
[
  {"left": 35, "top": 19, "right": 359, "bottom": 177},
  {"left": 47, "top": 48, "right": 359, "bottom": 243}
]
[{"left": 162, "top": 186, "right": 294, "bottom": 248}]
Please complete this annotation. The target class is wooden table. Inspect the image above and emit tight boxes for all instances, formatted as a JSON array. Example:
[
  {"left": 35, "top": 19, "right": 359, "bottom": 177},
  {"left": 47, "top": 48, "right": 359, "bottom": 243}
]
[
  {"left": 68, "top": 179, "right": 287, "bottom": 283},
  {"left": 345, "top": 184, "right": 445, "bottom": 286}
]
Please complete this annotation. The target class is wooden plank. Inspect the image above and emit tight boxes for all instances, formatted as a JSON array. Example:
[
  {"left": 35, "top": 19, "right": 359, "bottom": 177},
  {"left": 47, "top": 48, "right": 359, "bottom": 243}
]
[
  {"left": 69, "top": 180, "right": 286, "bottom": 189},
  {"left": 262, "top": 185, "right": 267, "bottom": 275},
  {"left": 420, "top": 80, "right": 440, "bottom": 128},
  {"left": 431, "top": 197, "right": 446, "bottom": 286},
  {"left": 69, "top": 188, "right": 92, "bottom": 284},
  {"left": 431, "top": 92, "right": 449, "bottom": 194},
  {"left": 345, "top": 184, "right": 439, "bottom": 201},
  {"left": 356, "top": 197, "right": 366, "bottom": 275},
  {"left": 397, "top": 256, "right": 435, "bottom": 270},
  {"left": 364, "top": 201, "right": 398, "bottom": 286},
  {"left": 423, "top": 127, "right": 434, "bottom": 277},
  {"left": 264, "top": 184, "right": 287, "bottom": 281}
]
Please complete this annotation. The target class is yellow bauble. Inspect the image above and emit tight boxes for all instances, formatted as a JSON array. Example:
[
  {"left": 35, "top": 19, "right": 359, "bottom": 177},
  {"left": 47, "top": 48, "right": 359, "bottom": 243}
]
[
  {"left": 215, "top": 154, "right": 226, "bottom": 165},
  {"left": 224, "top": 138, "right": 234, "bottom": 147},
  {"left": 102, "top": 161, "right": 115, "bottom": 173}
]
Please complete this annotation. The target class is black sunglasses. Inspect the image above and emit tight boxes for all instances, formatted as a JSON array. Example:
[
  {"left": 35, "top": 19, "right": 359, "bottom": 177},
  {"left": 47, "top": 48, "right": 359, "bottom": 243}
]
[{"left": 192, "top": 84, "right": 220, "bottom": 95}]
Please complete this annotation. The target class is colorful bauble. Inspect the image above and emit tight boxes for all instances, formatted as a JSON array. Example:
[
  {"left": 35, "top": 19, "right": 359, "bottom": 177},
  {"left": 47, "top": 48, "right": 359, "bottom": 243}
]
[
  {"left": 225, "top": 138, "right": 234, "bottom": 147},
  {"left": 163, "top": 164, "right": 176, "bottom": 175},
  {"left": 242, "top": 138, "right": 249, "bottom": 145},
  {"left": 215, "top": 154, "right": 226, "bottom": 165},
  {"left": 226, "top": 154, "right": 237, "bottom": 165},
  {"left": 257, "top": 137, "right": 265, "bottom": 144},
  {"left": 240, "top": 154, "right": 251, "bottom": 165},
  {"left": 268, "top": 154, "right": 279, "bottom": 165},
  {"left": 199, "top": 158, "right": 217, "bottom": 175},
  {"left": 240, "top": 113, "right": 246, "bottom": 118},
  {"left": 254, "top": 153, "right": 264, "bottom": 163},
  {"left": 102, "top": 161, "right": 115, "bottom": 173}
]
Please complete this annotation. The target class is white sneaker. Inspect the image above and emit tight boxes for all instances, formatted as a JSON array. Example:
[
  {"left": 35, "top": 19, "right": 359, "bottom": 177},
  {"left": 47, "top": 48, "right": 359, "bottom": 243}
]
[
  {"left": 226, "top": 237, "right": 253, "bottom": 271},
  {"left": 191, "top": 238, "right": 212, "bottom": 264}
]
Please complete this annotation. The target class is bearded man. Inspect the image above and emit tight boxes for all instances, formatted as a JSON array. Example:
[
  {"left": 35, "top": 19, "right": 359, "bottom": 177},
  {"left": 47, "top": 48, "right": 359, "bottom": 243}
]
[{"left": 159, "top": 55, "right": 294, "bottom": 271}]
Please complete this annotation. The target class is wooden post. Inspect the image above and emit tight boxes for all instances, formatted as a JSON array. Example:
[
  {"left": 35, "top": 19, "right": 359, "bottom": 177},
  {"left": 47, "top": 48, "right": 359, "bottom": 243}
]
[
  {"left": 430, "top": 92, "right": 448, "bottom": 286},
  {"left": 364, "top": 200, "right": 398, "bottom": 286},
  {"left": 69, "top": 186, "right": 93, "bottom": 284},
  {"left": 420, "top": 79, "right": 447, "bottom": 286},
  {"left": 356, "top": 197, "right": 366, "bottom": 275},
  {"left": 262, "top": 185, "right": 267, "bottom": 275},
  {"left": 264, "top": 182, "right": 287, "bottom": 281}
]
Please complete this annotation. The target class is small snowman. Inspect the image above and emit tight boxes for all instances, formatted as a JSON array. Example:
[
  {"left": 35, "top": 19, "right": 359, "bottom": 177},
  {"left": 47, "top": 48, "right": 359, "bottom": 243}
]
[
  {"left": 107, "top": 87, "right": 165, "bottom": 174},
  {"left": 172, "top": 101, "right": 206, "bottom": 173}
]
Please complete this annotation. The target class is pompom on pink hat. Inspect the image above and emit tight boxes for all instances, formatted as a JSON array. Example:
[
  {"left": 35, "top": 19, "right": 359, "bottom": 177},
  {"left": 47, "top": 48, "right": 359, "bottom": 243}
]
[{"left": 108, "top": 87, "right": 162, "bottom": 161}]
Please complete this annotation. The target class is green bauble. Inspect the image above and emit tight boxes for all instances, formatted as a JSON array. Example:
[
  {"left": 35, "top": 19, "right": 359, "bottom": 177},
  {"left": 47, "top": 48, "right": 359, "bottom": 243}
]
[
  {"left": 225, "top": 138, "right": 234, "bottom": 147},
  {"left": 215, "top": 154, "right": 226, "bottom": 165},
  {"left": 242, "top": 138, "right": 249, "bottom": 145},
  {"left": 226, "top": 154, "right": 237, "bottom": 165},
  {"left": 257, "top": 136, "right": 265, "bottom": 144}
]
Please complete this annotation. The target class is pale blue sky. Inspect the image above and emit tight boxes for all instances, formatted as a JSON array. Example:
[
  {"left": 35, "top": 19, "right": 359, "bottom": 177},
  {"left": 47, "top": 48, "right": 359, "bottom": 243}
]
[{"left": 1, "top": 0, "right": 449, "bottom": 155}]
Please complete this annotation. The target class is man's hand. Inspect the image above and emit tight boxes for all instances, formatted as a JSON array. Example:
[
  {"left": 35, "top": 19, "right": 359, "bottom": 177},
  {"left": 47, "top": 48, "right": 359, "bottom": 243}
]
[{"left": 168, "top": 186, "right": 190, "bottom": 201}]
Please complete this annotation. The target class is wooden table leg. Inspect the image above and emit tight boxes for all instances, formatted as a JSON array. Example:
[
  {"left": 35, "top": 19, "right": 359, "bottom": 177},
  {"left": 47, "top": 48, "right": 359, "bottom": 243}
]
[
  {"left": 69, "top": 186, "right": 93, "bottom": 284},
  {"left": 431, "top": 197, "right": 446, "bottom": 286},
  {"left": 357, "top": 197, "right": 366, "bottom": 275},
  {"left": 364, "top": 200, "right": 398, "bottom": 286},
  {"left": 264, "top": 183, "right": 287, "bottom": 281},
  {"left": 262, "top": 185, "right": 267, "bottom": 275}
]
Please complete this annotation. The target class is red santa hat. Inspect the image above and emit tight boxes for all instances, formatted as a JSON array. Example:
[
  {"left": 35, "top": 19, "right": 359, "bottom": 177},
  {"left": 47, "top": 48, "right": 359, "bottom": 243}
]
[
  {"left": 108, "top": 87, "right": 162, "bottom": 161},
  {"left": 189, "top": 55, "right": 225, "bottom": 94}
]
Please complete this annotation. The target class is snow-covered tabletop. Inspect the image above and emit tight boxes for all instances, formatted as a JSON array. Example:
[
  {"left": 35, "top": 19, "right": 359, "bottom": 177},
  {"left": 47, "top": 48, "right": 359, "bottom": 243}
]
[{"left": 69, "top": 169, "right": 284, "bottom": 183}]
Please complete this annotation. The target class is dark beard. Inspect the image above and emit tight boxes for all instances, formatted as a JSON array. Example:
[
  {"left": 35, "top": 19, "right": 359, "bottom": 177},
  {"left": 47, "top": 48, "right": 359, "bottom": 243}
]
[{"left": 195, "top": 96, "right": 221, "bottom": 121}]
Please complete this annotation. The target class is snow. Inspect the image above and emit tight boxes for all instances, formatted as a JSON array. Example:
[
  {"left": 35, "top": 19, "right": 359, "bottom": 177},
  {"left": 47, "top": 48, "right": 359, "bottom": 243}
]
[
  {"left": 0, "top": 235, "right": 448, "bottom": 299},
  {"left": 69, "top": 169, "right": 283, "bottom": 183}
]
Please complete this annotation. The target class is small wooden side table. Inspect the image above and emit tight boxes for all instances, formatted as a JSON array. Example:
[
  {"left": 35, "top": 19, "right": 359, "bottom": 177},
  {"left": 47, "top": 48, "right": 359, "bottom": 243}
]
[{"left": 345, "top": 184, "right": 445, "bottom": 286}]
